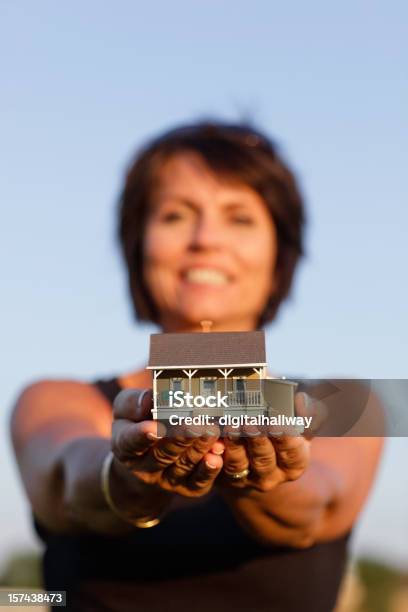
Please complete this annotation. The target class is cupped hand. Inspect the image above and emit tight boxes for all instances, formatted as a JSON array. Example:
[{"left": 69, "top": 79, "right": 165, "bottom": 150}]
[
  {"left": 219, "top": 393, "right": 311, "bottom": 492},
  {"left": 111, "top": 388, "right": 224, "bottom": 498}
]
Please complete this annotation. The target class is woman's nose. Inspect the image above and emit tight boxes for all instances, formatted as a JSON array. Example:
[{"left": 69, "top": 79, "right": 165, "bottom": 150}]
[{"left": 188, "top": 215, "right": 224, "bottom": 251}]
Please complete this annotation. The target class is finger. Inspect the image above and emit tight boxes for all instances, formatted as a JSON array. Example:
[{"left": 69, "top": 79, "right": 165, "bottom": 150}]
[
  {"left": 165, "top": 435, "right": 222, "bottom": 483},
  {"left": 222, "top": 434, "right": 249, "bottom": 476},
  {"left": 294, "top": 392, "right": 327, "bottom": 438},
  {"left": 171, "top": 421, "right": 221, "bottom": 440},
  {"left": 245, "top": 434, "right": 277, "bottom": 478},
  {"left": 272, "top": 435, "right": 310, "bottom": 479},
  {"left": 223, "top": 424, "right": 241, "bottom": 440},
  {"left": 112, "top": 418, "right": 166, "bottom": 462},
  {"left": 188, "top": 452, "right": 223, "bottom": 492},
  {"left": 241, "top": 424, "right": 261, "bottom": 438},
  {"left": 267, "top": 422, "right": 304, "bottom": 438},
  {"left": 113, "top": 388, "right": 153, "bottom": 422},
  {"left": 140, "top": 432, "right": 197, "bottom": 471},
  {"left": 142, "top": 417, "right": 222, "bottom": 471},
  {"left": 294, "top": 391, "right": 311, "bottom": 420},
  {"left": 183, "top": 424, "right": 208, "bottom": 439},
  {"left": 264, "top": 424, "right": 286, "bottom": 437},
  {"left": 211, "top": 439, "right": 225, "bottom": 455}
]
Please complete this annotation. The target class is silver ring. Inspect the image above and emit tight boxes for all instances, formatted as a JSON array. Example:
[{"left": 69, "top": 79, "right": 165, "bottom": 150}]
[{"left": 228, "top": 468, "right": 250, "bottom": 480}]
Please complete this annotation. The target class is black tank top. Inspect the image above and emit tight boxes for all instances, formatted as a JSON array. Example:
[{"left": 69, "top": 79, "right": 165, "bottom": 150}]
[{"left": 34, "top": 378, "right": 351, "bottom": 612}]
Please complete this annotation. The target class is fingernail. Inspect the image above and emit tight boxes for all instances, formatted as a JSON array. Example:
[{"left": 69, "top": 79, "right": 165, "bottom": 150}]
[
  {"left": 205, "top": 460, "right": 218, "bottom": 470},
  {"left": 212, "top": 448, "right": 224, "bottom": 455},
  {"left": 270, "top": 431, "right": 283, "bottom": 437},
  {"left": 227, "top": 431, "right": 240, "bottom": 440},
  {"left": 302, "top": 392, "right": 313, "bottom": 413},
  {"left": 186, "top": 428, "right": 201, "bottom": 438},
  {"left": 206, "top": 429, "right": 216, "bottom": 437},
  {"left": 246, "top": 430, "right": 261, "bottom": 438},
  {"left": 146, "top": 432, "right": 163, "bottom": 441},
  {"left": 137, "top": 389, "right": 151, "bottom": 414}
]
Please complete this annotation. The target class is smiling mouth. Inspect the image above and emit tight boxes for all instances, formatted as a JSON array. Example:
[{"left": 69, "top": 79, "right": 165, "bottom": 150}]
[{"left": 182, "top": 268, "right": 231, "bottom": 285}]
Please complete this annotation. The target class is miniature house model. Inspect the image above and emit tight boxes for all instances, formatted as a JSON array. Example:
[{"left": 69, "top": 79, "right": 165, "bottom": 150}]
[{"left": 147, "top": 325, "right": 297, "bottom": 420}]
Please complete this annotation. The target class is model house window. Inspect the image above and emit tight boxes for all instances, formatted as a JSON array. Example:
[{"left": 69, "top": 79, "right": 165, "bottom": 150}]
[
  {"left": 201, "top": 378, "right": 216, "bottom": 395},
  {"left": 171, "top": 378, "right": 183, "bottom": 392}
]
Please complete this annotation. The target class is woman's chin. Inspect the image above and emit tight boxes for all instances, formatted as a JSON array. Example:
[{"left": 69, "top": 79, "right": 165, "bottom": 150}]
[{"left": 175, "top": 300, "right": 241, "bottom": 330}]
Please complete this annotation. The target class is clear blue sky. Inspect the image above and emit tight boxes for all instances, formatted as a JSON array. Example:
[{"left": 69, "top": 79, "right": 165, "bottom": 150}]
[{"left": 1, "top": 1, "right": 407, "bottom": 568}]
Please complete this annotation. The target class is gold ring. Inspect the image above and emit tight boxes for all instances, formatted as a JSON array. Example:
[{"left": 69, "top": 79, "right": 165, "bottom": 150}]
[{"left": 228, "top": 468, "right": 250, "bottom": 480}]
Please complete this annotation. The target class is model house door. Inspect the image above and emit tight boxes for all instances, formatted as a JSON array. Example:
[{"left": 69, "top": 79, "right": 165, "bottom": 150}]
[
  {"left": 235, "top": 378, "right": 246, "bottom": 392},
  {"left": 235, "top": 378, "right": 246, "bottom": 404}
]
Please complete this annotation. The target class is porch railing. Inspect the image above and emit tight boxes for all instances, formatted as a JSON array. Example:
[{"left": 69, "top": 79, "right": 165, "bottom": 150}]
[
  {"left": 156, "top": 389, "right": 264, "bottom": 408},
  {"left": 227, "top": 390, "right": 263, "bottom": 406}
]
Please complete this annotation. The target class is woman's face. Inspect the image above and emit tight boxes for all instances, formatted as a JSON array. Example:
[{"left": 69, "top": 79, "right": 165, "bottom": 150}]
[{"left": 143, "top": 152, "right": 278, "bottom": 331}]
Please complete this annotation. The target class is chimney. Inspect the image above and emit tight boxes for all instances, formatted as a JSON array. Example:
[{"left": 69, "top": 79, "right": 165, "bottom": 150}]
[{"left": 200, "top": 320, "right": 213, "bottom": 333}]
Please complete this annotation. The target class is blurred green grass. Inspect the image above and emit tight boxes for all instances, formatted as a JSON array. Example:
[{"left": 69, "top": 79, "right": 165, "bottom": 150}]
[{"left": 0, "top": 551, "right": 42, "bottom": 588}]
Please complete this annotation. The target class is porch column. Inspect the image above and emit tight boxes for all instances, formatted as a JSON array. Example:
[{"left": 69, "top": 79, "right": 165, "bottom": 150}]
[
  {"left": 153, "top": 369, "right": 163, "bottom": 417},
  {"left": 182, "top": 369, "right": 197, "bottom": 395},
  {"left": 218, "top": 368, "right": 233, "bottom": 395},
  {"left": 253, "top": 367, "right": 264, "bottom": 404}
]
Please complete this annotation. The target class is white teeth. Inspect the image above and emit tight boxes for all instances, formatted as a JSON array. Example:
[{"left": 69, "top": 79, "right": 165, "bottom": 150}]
[{"left": 184, "top": 268, "right": 229, "bottom": 285}]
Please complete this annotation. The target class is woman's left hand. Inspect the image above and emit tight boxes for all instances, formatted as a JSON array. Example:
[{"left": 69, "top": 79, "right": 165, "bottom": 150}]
[
  {"left": 219, "top": 428, "right": 310, "bottom": 492},
  {"left": 219, "top": 393, "right": 311, "bottom": 492}
]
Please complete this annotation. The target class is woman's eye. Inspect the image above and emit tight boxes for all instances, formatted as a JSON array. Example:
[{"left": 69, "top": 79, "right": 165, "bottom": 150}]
[
  {"left": 161, "top": 211, "right": 184, "bottom": 222},
  {"left": 230, "top": 215, "right": 255, "bottom": 225}
]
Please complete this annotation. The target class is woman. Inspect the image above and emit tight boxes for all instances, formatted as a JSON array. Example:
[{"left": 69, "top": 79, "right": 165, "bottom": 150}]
[{"left": 11, "top": 121, "right": 383, "bottom": 611}]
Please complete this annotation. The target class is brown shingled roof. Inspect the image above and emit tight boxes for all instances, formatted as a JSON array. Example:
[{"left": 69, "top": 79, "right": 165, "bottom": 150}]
[{"left": 147, "top": 330, "right": 266, "bottom": 368}]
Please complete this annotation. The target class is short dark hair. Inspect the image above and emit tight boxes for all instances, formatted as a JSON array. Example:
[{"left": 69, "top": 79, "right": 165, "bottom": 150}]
[{"left": 118, "top": 120, "right": 306, "bottom": 328}]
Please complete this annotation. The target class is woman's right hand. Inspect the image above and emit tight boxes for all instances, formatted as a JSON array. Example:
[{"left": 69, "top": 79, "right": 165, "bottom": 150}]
[{"left": 111, "top": 388, "right": 224, "bottom": 502}]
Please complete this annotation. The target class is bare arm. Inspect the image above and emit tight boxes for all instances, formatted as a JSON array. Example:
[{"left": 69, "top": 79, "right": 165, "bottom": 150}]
[
  {"left": 10, "top": 380, "right": 145, "bottom": 533},
  {"left": 220, "top": 436, "right": 383, "bottom": 548},
  {"left": 10, "top": 381, "right": 223, "bottom": 535}
]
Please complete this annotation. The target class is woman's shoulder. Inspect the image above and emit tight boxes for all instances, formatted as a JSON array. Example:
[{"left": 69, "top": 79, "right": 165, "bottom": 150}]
[
  {"left": 117, "top": 367, "right": 152, "bottom": 389},
  {"left": 94, "top": 367, "right": 152, "bottom": 405},
  {"left": 11, "top": 377, "right": 114, "bottom": 442},
  {"left": 15, "top": 377, "right": 108, "bottom": 407},
  {"left": 14, "top": 367, "right": 151, "bottom": 416}
]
